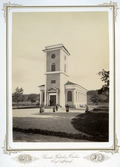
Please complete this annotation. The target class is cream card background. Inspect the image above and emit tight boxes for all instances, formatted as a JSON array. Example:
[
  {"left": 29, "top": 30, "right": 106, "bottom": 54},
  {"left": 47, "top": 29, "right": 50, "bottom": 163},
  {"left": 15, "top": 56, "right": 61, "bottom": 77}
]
[{"left": 0, "top": 0, "right": 120, "bottom": 166}]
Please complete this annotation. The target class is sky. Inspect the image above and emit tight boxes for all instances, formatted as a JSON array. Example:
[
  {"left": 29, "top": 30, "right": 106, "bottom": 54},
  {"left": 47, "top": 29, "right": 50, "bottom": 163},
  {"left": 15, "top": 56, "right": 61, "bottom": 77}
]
[{"left": 12, "top": 11, "right": 109, "bottom": 94}]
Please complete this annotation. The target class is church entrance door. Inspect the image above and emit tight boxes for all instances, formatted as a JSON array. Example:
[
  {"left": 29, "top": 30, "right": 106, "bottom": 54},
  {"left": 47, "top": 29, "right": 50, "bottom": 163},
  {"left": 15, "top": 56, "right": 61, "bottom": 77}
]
[{"left": 50, "top": 95, "right": 56, "bottom": 106}]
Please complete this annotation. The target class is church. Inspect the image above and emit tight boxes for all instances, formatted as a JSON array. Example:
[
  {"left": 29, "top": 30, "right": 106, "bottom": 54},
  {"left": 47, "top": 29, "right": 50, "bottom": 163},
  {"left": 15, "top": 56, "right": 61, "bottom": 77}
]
[{"left": 39, "top": 44, "right": 87, "bottom": 108}]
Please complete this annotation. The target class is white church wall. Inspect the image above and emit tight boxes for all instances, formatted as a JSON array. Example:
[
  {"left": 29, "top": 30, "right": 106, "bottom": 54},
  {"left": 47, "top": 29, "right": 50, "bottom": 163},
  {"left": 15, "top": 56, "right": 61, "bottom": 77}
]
[
  {"left": 46, "top": 74, "right": 60, "bottom": 90},
  {"left": 60, "top": 49, "right": 69, "bottom": 74},
  {"left": 65, "top": 85, "right": 87, "bottom": 108},
  {"left": 46, "top": 50, "right": 60, "bottom": 72},
  {"left": 60, "top": 73, "right": 69, "bottom": 107},
  {"left": 59, "top": 49, "right": 69, "bottom": 107}
]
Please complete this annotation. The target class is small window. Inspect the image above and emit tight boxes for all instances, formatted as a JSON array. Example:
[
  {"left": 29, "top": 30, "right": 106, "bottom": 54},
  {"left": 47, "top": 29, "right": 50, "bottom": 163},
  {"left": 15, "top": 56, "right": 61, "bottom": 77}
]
[
  {"left": 64, "top": 55, "right": 66, "bottom": 60},
  {"left": 51, "top": 80, "right": 56, "bottom": 84},
  {"left": 51, "top": 54, "right": 56, "bottom": 59}
]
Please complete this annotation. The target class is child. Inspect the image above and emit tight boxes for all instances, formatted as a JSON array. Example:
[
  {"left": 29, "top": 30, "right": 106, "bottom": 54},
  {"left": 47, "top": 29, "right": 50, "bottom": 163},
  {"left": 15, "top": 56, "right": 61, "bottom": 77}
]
[
  {"left": 56, "top": 104, "right": 58, "bottom": 111},
  {"left": 85, "top": 105, "right": 88, "bottom": 113},
  {"left": 53, "top": 106, "right": 55, "bottom": 112},
  {"left": 39, "top": 105, "right": 44, "bottom": 113},
  {"left": 65, "top": 104, "right": 69, "bottom": 112}
]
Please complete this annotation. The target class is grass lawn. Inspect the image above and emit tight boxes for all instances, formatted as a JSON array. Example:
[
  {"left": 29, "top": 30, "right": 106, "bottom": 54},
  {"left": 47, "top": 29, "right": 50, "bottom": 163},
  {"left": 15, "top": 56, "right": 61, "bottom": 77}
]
[
  {"left": 13, "top": 105, "right": 109, "bottom": 142},
  {"left": 71, "top": 107, "right": 109, "bottom": 142},
  {"left": 13, "top": 131, "right": 87, "bottom": 142},
  {"left": 13, "top": 112, "right": 91, "bottom": 141}
]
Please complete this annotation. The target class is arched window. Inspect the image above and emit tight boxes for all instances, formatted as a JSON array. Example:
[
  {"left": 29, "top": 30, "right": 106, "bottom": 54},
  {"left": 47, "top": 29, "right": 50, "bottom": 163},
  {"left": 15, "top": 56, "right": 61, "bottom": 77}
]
[
  {"left": 51, "top": 63, "right": 55, "bottom": 71},
  {"left": 67, "top": 91, "right": 72, "bottom": 101}
]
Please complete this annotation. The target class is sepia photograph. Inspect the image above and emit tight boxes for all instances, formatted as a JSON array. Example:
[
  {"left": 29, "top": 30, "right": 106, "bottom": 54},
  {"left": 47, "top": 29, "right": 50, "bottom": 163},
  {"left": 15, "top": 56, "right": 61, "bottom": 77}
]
[
  {"left": 1, "top": 0, "right": 120, "bottom": 166},
  {"left": 11, "top": 9, "right": 111, "bottom": 144}
]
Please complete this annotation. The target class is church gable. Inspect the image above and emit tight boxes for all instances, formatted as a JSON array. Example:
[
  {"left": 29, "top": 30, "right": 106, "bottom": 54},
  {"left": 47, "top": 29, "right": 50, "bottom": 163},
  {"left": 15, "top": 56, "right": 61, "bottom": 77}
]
[
  {"left": 65, "top": 81, "right": 76, "bottom": 86},
  {"left": 47, "top": 87, "right": 59, "bottom": 93}
]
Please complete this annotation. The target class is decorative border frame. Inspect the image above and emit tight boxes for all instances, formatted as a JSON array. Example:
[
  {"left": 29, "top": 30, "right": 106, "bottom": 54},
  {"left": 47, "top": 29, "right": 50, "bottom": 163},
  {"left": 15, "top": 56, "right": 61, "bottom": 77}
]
[
  {"left": 2, "top": 1, "right": 22, "bottom": 22},
  {"left": 2, "top": 1, "right": 119, "bottom": 22},
  {"left": 99, "top": 1, "right": 119, "bottom": 21},
  {"left": 2, "top": 1, "right": 119, "bottom": 159}
]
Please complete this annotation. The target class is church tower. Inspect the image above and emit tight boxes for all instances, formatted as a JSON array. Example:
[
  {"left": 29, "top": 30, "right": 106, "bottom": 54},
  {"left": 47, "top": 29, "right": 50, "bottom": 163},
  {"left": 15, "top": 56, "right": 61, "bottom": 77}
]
[{"left": 42, "top": 44, "right": 70, "bottom": 107}]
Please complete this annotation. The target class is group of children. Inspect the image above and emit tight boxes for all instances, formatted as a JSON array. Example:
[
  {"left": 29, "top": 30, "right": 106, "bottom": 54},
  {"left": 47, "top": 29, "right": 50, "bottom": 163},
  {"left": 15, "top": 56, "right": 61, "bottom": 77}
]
[
  {"left": 53, "top": 104, "right": 70, "bottom": 113},
  {"left": 39, "top": 104, "right": 89, "bottom": 113},
  {"left": 39, "top": 104, "right": 70, "bottom": 113}
]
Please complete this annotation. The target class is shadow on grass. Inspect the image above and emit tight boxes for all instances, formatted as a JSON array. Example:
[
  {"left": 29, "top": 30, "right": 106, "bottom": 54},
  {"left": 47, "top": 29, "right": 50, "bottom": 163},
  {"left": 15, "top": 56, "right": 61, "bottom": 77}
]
[{"left": 71, "top": 111, "right": 109, "bottom": 142}]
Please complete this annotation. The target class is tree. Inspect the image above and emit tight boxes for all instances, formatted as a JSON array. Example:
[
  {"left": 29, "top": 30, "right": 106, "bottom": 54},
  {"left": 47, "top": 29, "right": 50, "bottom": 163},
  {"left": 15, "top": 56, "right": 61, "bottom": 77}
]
[
  {"left": 27, "top": 94, "right": 37, "bottom": 105},
  {"left": 90, "top": 96, "right": 98, "bottom": 104},
  {"left": 12, "top": 87, "right": 24, "bottom": 108},
  {"left": 98, "top": 69, "right": 109, "bottom": 102},
  {"left": 89, "top": 90, "right": 103, "bottom": 105}
]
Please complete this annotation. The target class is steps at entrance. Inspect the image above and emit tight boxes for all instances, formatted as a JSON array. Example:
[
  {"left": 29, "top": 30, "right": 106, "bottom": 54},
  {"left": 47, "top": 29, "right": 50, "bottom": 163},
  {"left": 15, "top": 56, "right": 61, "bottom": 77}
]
[
  {"left": 44, "top": 106, "right": 64, "bottom": 109},
  {"left": 44, "top": 106, "right": 53, "bottom": 109}
]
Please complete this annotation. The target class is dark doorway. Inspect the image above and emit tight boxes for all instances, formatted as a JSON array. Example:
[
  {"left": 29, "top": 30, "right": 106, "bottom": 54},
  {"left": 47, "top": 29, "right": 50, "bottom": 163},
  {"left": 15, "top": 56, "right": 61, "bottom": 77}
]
[{"left": 50, "top": 95, "right": 56, "bottom": 106}]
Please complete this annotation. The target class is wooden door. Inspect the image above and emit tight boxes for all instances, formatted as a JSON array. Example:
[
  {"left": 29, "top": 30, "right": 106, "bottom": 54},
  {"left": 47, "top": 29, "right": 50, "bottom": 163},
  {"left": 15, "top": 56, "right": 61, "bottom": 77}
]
[{"left": 50, "top": 95, "right": 56, "bottom": 106}]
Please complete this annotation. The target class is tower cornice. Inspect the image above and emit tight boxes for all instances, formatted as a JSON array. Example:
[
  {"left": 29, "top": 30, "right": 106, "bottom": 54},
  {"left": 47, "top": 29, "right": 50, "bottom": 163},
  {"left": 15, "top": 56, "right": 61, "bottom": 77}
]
[
  {"left": 42, "top": 44, "right": 70, "bottom": 56},
  {"left": 44, "top": 71, "right": 69, "bottom": 77}
]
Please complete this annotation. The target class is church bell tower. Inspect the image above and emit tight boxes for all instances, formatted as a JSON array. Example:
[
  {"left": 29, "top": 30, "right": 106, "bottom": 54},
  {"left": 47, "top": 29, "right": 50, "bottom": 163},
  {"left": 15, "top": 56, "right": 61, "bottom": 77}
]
[{"left": 42, "top": 44, "right": 70, "bottom": 107}]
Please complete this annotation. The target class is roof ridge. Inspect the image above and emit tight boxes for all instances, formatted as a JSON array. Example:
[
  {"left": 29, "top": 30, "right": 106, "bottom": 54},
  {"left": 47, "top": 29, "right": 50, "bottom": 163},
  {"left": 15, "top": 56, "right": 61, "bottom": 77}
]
[
  {"left": 43, "top": 44, "right": 70, "bottom": 55},
  {"left": 45, "top": 43, "right": 63, "bottom": 49},
  {"left": 65, "top": 81, "right": 76, "bottom": 85},
  {"left": 65, "top": 81, "right": 87, "bottom": 90}
]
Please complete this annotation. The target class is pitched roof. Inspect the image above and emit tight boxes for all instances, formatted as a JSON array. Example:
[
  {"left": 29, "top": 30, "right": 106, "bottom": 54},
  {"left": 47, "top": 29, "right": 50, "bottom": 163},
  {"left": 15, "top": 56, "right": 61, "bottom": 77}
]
[
  {"left": 47, "top": 87, "right": 59, "bottom": 92},
  {"left": 65, "top": 81, "right": 87, "bottom": 90},
  {"left": 65, "top": 81, "right": 77, "bottom": 85},
  {"left": 38, "top": 84, "right": 45, "bottom": 87}
]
